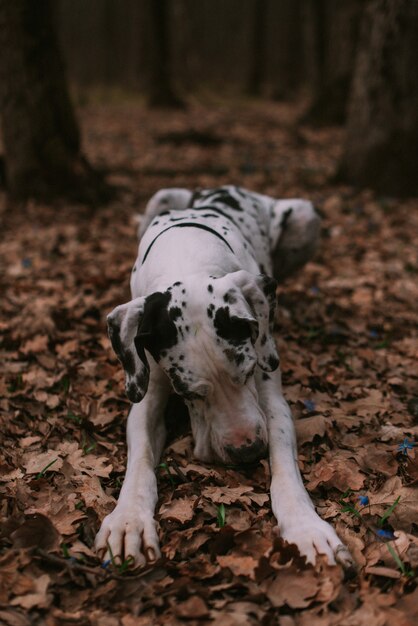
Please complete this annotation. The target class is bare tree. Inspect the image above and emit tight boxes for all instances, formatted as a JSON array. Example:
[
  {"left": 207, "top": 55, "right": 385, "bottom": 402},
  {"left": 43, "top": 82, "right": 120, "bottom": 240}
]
[
  {"left": 339, "top": 0, "right": 418, "bottom": 195},
  {"left": 247, "top": 0, "right": 267, "bottom": 96},
  {"left": 146, "top": 0, "right": 184, "bottom": 108},
  {"left": 303, "top": 0, "right": 362, "bottom": 124},
  {"left": 0, "top": 0, "right": 111, "bottom": 203}
]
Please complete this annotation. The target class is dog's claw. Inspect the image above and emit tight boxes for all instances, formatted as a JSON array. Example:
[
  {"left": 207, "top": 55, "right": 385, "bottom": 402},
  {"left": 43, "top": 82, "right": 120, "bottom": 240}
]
[
  {"left": 95, "top": 505, "right": 161, "bottom": 569},
  {"left": 277, "top": 517, "right": 355, "bottom": 569}
]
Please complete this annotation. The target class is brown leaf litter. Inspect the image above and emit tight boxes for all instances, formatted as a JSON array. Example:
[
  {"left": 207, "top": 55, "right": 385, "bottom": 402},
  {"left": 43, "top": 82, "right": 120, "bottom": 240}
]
[{"left": 0, "top": 100, "right": 417, "bottom": 625}]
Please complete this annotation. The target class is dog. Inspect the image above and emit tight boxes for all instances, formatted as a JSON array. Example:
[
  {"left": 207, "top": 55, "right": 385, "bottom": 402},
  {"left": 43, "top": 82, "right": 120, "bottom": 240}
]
[{"left": 95, "top": 185, "right": 353, "bottom": 569}]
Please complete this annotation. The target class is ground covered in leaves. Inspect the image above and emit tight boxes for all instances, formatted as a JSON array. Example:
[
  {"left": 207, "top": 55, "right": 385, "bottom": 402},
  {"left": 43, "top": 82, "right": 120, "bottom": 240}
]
[{"left": 1, "top": 100, "right": 418, "bottom": 626}]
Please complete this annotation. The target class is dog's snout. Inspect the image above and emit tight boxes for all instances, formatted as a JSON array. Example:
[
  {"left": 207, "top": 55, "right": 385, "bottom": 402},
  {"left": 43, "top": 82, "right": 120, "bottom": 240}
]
[{"left": 224, "top": 437, "right": 268, "bottom": 464}]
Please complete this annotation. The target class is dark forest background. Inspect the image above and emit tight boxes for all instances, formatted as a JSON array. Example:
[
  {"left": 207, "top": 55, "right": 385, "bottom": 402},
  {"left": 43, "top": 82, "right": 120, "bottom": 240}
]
[
  {"left": 0, "top": 0, "right": 417, "bottom": 203},
  {"left": 57, "top": 0, "right": 361, "bottom": 119}
]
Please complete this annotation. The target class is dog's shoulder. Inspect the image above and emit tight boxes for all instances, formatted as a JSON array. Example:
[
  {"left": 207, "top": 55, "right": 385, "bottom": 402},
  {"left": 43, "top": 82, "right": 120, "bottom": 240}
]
[{"left": 138, "top": 188, "right": 193, "bottom": 239}]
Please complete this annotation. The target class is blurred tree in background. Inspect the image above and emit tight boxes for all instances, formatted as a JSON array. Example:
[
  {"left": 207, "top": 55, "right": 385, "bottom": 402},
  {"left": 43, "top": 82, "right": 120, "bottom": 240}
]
[
  {"left": 145, "top": 0, "right": 185, "bottom": 107},
  {"left": 0, "top": 0, "right": 416, "bottom": 200},
  {"left": 339, "top": 0, "right": 418, "bottom": 196},
  {"left": 246, "top": 0, "right": 267, "bottom": 96},
  {"left": 302, "top": 0, "right": 362, "bottom": 124},
  {"left": 0, "top": 0, "right": 111, "bottom": 203},
  {"left": 56, "top": 0, "right": 361, "bottom": 108}
]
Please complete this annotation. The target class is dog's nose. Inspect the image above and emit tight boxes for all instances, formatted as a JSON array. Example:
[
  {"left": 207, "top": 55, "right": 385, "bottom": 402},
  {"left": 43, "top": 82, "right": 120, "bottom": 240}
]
[{"left": 224, "top": 437, "right": 268, "bottom": 464}]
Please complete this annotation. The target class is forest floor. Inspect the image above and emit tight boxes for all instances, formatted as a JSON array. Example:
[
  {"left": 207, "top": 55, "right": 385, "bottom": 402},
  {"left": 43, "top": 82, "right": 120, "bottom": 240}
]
[{"left": 1, "top": 99, "right": 418, "bottom": 626}]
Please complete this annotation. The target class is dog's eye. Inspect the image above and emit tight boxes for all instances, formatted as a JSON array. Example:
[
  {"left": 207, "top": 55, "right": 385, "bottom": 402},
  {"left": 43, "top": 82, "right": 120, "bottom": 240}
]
[{"left": 216, "top": 314, "right": 257, "bottom": 345}]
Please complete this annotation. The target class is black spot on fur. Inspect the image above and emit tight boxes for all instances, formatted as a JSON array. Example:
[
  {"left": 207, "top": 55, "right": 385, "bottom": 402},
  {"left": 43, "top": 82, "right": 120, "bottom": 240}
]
[
  {"left": 224, "top": 348, "right": 245, "bottom": 365},
  {"left": 135, "top": 291, "right": 178, "bottom": 362},
  {"left": 120, "top": 348, "right": 136, "bottom": 376},
  {"left": 223, "top": 291, "right": 237, "bottom": 304},
  {"left": 108, "top": 320, "right": 149, "bottom": 380},
  {"left": 259, "top": 275, "right": 278, "bottom": 323},
  {"left": 169, "top": 368, "right": 190, "bottom": 396},
  {"left": 207, "top": 284, "right": 213, "bottom": 293},
  {"left": 214, "top": 307, "right": 254, "bottom": 346},
  {"left": 132, "top": 265, "right": 137, "bottom": 273},
  {"left": 169, "top": 306, "right": 182, "bottom": 321},
  {"left": 169, "top": 367, "right": 201, "bottom": 401},
  {"left": 268, "top": 355, "right": 280, "bottom": 371},
  {"left": 235, "top": 352, "right": 245, "bottom": 365},
  {"left": 168, "top": 216, "right": 187, "bottom": 222},
  {"left": 207, "top": 304, "right": 215, "bottom": 318},
  {"left": 193, "top": 205, "right": 239, "bottom": 228},
  {"left": 280, "top": 208, "right": 293, "bottom": 230},
  {"left": 108, "top": 317, "right": 150, "bottom": 403},
  {"left": 262, "top": 372, "right": 270, "bottom": 381},
  {"left": 207, "top": 190, "right": 243, "bottom": 211}
]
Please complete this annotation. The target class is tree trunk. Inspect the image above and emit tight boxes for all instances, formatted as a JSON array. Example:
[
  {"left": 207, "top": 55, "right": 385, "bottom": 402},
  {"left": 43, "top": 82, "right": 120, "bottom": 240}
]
[
  {"left": 339, "top": 0, "right": 418, "bottom": 195},
  {"left": 268, "top": 0, "right": 303, "bottom": 100},
  {"left": 303, "top": 0, "right": 362, "bottom": 125},
  {"left": 0, "top": 0, "right": 111, "bottom": 203},
  {"left": 247, "top": 0, "right": 267, "bottom": 96},
  {"left": 147, "top": 0, "right": 184, "bottom": 108}
]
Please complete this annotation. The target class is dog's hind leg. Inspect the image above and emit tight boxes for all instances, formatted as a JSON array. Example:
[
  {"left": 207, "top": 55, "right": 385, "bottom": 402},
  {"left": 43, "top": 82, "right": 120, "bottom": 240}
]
[
  {"left": 257, "top": 367, "right": 354, "bottom": 569},
  {"left": 268, "top": 199, "right": 321, "bottom": 282},
  {"left": 138, "top": 188, "right": 193, "bottom": 238},
  {"left": 95, "top": 361, "right": 170, "bottom": 568}
]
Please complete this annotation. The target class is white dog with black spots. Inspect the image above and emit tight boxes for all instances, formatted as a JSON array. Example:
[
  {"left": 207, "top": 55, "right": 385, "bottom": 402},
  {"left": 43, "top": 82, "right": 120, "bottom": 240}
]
[{"left": 95, "top": 185, "right": 353, "bottom": 570}]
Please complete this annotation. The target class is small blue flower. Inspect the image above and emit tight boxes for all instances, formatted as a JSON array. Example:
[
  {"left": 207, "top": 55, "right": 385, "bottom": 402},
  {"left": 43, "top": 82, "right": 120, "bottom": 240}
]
[
  {"left": 369, "top": 329, "right": 379, "bottom": 339},
  {"left": 358, "top": 495, "right": 369, "bottom": 506},
  {"left": 22, "top": 257, "right": 32, "bottom": 268},
  {"left": 376, "top": 529, "right": 395, "bottom": 540},
  {"left": 101, "top": 559, "right": 111, "bottom": 569},
  {"left": 303, "top": 399, "right": 316, "bottom": 412},
  {"left": 310, "top": 286, "right": 320, "bottom": 296},
  {"left": 398, "top": 438, "right": 414, "bottom": 455}
]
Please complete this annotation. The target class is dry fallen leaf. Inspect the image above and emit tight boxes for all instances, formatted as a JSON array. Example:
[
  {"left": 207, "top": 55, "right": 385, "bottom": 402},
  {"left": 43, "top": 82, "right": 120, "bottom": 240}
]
[
  {"left": 160, "top": 496, "right": 197, "bottom": 524},
  {"left": 306, "top": 453, "right": 365, "bottom": 492},
  {"left": 10, "top": 574, "right": 51, "bottom": 610},
  {"left": 174, "top": 596, "right": 209, "bottom": 619},
  {"left": 265, "top": 568, "right": 320, "bottom": 609},
  {"left": 217, "top": 554, "right": 258, "bottom": 579}
]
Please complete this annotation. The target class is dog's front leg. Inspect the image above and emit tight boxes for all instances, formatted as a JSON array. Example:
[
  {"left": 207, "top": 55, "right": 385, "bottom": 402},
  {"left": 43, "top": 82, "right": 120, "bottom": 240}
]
[
  {"left": 95, "top": 363, "right": 170, "bottom": 568},
  {"left": 258, "top": 369, "right": 354, "bottom": 568}
]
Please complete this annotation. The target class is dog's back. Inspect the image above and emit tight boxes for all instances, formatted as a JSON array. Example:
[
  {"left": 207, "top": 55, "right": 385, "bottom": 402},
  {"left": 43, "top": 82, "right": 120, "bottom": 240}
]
[{"left": 138, "top": 185, "right": 320, "bottom": 283}]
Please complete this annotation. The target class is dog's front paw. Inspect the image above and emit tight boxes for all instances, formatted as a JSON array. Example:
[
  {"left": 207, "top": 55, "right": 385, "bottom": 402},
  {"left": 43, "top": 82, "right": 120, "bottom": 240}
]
[
  {"left": 278, "top": 514, "right": 354, "bottom": 569},
  {"left": 95, "top": 504, "right": 160, "bottom": 569}
]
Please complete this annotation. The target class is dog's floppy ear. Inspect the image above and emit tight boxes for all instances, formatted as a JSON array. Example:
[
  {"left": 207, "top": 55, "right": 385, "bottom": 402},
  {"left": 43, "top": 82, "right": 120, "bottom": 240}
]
[
  {"left": 229, "top": 270, "right": 280, "bottom": 372},
  {"left": 107, "top": 297, "right": 149, "bottom": 403}
]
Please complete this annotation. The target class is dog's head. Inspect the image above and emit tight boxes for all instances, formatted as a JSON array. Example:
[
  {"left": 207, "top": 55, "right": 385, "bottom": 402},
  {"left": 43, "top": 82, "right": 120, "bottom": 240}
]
[{"left": 108, "top": 270, "right": 279, "bottom": 463}]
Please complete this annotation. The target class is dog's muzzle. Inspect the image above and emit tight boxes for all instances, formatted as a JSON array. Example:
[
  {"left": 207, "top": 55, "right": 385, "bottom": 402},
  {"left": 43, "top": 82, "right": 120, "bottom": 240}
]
[{"left": 224, "top": 437, "right": 268, "bottom": 464}]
